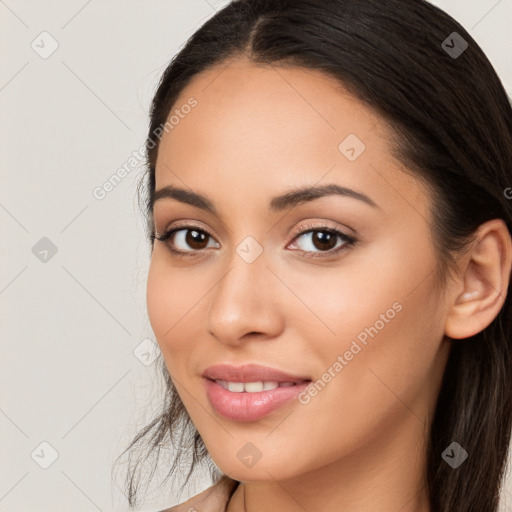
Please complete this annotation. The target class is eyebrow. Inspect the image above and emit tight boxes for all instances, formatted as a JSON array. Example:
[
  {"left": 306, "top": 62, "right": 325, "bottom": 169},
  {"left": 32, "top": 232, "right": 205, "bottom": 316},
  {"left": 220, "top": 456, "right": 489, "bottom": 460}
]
[{"left": 152, "top": 183, "right": 380, "bottom": 214}]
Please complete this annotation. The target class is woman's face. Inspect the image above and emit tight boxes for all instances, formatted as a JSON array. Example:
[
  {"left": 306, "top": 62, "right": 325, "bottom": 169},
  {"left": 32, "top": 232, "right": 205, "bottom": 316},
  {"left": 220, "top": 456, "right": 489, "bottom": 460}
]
[{"left": 147, "top": 58, "right": 452, "bottom": 483}]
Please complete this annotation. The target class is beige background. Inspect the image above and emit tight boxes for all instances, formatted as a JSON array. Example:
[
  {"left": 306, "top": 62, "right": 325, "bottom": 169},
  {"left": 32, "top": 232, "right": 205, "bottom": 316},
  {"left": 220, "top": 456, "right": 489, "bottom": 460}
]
[{"left": 1, "top": 0, "right": 511, "bottom": 510}]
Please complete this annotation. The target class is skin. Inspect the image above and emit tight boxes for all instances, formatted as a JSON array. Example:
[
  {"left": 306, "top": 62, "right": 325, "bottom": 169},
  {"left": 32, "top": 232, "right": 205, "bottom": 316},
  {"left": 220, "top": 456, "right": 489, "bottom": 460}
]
[{"left": 146, "top": 57, "right": 512, "bottom": 512}]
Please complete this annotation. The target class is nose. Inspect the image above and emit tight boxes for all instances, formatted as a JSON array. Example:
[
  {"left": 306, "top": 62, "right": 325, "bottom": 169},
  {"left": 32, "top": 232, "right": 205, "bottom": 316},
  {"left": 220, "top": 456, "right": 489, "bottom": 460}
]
[{"left": 205, "top": 252, "right": 285, "bottom": 346}]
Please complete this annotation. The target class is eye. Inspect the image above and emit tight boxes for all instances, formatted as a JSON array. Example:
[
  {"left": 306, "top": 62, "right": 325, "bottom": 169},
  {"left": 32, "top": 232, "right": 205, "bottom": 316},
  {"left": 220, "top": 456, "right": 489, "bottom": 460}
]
[
  {"left": 153, "top": 225, "right": 219, "bottom": 256},
  {"left": 287, "top": 223, "right": 356, "bottom": 258}
]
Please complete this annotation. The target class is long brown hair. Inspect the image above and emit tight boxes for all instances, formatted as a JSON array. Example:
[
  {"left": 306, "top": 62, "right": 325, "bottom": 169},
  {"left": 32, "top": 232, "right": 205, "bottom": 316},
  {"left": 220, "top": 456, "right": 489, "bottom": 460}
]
[{"left": 116, "top": 1, "right": 512, "bottom": 510}]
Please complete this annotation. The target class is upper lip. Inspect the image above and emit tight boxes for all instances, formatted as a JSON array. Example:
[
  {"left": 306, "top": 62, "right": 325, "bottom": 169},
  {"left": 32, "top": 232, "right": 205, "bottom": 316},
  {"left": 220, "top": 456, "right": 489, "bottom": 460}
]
[{"left": 203, "top": 364, "right": 311, "bottom": 383}]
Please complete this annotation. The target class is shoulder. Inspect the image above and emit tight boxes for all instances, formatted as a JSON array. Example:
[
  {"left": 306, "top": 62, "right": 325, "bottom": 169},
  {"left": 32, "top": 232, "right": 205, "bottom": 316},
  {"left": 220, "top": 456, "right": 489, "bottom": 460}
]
[{"left": 159, "top": 475, "right": 240, "bottom": 512}]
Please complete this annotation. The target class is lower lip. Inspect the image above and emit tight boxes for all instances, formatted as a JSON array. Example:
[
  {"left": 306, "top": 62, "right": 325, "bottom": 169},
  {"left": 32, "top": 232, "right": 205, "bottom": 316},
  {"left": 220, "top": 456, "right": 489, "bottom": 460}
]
[{"left": 204, "top": 378, "right": 311, "bottom": 422}]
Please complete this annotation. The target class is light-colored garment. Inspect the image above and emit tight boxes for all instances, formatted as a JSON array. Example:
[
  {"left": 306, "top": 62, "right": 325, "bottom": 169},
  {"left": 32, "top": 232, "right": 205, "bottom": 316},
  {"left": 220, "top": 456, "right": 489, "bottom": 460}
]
[{"left": 160, "top": 475, "right": 240, "bottom": 512}]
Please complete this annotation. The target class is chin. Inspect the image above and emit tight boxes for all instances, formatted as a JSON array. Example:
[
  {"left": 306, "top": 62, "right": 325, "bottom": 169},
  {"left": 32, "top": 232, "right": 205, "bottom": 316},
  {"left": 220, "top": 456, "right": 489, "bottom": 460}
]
[{"left": 209, "top": 452, "right": 304, "bottom": 483}]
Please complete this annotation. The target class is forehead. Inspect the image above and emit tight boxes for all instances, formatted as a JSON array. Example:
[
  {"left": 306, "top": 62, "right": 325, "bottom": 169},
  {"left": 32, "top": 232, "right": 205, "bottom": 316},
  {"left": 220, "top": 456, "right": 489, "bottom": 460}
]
[
  {"left": 159, "top": 57, "right": 383, "bottom": 160},
  {"left": 154, "top": 57, "right": 430, "bottom": 220}
]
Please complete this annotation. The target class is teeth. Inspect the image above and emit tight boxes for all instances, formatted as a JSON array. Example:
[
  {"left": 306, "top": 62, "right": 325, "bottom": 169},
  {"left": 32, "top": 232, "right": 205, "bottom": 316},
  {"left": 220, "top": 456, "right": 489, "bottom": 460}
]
[
  {"left": 244, "top": 381, "right": 265, "bottom": 392},
  {"left": 215, "top": 380, "right": 297, "bottom": 392},
  {"left": 227, "top": 381, "right": 244, "bottom": 392}
]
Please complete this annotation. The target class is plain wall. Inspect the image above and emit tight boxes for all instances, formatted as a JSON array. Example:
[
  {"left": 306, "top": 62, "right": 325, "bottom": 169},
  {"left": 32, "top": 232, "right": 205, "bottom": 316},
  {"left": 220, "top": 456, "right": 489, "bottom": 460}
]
[{"left": 1, "top": 0, "right": 511, "bottom": 510}]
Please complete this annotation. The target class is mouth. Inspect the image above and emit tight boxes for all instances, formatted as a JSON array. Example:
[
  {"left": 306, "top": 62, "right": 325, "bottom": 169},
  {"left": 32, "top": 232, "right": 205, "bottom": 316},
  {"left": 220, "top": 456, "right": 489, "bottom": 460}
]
[{"left": 202, "top": 363, "right": 312, "bottom": 422}]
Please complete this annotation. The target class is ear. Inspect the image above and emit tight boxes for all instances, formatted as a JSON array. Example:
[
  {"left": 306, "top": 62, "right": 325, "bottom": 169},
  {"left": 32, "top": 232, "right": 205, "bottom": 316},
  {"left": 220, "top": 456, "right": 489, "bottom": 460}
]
[{"left": 445, "top": 219, "right": 512, "bottom": 340}]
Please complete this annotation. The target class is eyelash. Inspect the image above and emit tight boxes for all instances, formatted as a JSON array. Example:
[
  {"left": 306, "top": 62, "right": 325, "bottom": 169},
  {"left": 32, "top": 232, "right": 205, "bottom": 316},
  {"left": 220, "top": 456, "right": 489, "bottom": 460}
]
[{"left": 152, "top": 222, "right": 357, "bottom": 259}]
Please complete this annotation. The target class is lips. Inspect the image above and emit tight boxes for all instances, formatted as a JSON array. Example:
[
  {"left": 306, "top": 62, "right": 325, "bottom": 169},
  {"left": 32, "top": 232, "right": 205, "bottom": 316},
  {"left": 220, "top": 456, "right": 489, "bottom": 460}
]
[
  {"left": 202, "top": 363, "right": 313, "bottom": 422},
  {"left": 202, "top": 363, "right": 311, "bottom": 383}
]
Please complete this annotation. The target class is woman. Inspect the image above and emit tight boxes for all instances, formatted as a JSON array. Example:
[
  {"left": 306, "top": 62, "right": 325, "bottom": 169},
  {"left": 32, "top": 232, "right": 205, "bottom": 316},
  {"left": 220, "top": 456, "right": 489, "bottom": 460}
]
[{"left": 118, "top": 0, "right": 512, "bottom": 510}]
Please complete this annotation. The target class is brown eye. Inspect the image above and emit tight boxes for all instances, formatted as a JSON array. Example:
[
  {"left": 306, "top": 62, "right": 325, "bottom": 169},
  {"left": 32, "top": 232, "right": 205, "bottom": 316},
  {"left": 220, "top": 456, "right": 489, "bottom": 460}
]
[
  {"left": 183, "top": 229, "right": 209, "bottom": 250},
  {"left": 289, "top": 226, "right": 356, "bottom": 257},
  {"left": 310, "top": 231, "right": 339, "bottom": 251},
  {"left": 154, "top": 226, "right": 220, "bottom": 255}
]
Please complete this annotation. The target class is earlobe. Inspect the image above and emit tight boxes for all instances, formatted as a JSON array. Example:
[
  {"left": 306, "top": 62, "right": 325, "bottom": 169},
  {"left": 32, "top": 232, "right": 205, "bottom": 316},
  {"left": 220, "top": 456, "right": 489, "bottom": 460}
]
[{"left": 444, "top": 219, "right": 512, "bottom": 340}]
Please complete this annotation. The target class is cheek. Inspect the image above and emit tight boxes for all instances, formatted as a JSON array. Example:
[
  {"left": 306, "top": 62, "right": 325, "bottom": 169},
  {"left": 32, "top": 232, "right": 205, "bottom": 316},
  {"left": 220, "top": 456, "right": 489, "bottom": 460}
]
[
  {"left": 279, "top": 233, "right": 435, "bottom": 351},
  {"left": 293, "top": 234, "right": 443, "bottom": 425},
  {"left": 146, "top": 256, "right": 196, "bottom": 369},
  {"left": 285, "top": 226, "right": 439, "bottom": 375}
]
